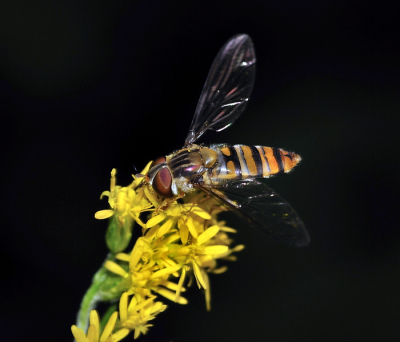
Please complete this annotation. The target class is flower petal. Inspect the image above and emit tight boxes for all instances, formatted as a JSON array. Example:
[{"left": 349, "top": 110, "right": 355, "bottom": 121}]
[
  {"left": 186, "top": 216, "right": 198, "bottom": 238},
  {"left": 190, "top": 207, "right": 212, "bottom": 219},
  {"left": 156, "top": 218, "right": 174, "bottom": 238},
  {"left": 86, "top": 325, "right": 96, "bottom": 342},
  {"left": 211, "top": 266, "right": 228, "bottom": 274},
  {"left": 134, "top": 329, "right": 141, "bottom": 339},
  {"left": 112, "top": 328, "right": 130, "bottom": 342},
  {"left": 71, "top": 326, "right": 88, "bottom": 342},
  {"left": 192, "top": 261, "right": 207, "bottom": 289},
  {"left": 175, "top": 267, "right": 186, "bottom": 302},
  {"left": 161, "top": 232, "right": 181, "bottom": 245},
  {"left": 130, "top": 238, "right": 146, "bottom": 269},
  {"left": 115, "top": 253, "right": 130, "bottom": 262},
  {"left": 100, "top": 311, "right": 118, "bottom": 341},
  {"left": 89, "top": 310, "right": 100, "bottom": 342},
  {"left": 146, "top": 213, "right": 166, "bottom": 228},
  {"left": 159, "top": 279, "right": 186, "bottom": 292},
  {"left": 196, "top": 225, "right": 220, "bottom": 245},
  {"left": 130, "top": 296, "right": 155, "bottom": 312},
  {"left": 149, "top": 301, "right": 167, "bottom": 314},
  {"left": 119, "top": 292, "right": 128, "bottom": 323},
  {"left": 179, "top": 222, "right": 189, "bottom": 245},
  {"left": 203, "top": 245, "right": 229, "bottom": 255},
  {"left": 150, "top": 264, "right": 182, "bottom": 279},
  {"left": 105, "top": 261, "right": 128, "bottom": 278},
  {"left": 233, "top": 244, "right": 245, "bottom": 252},
  {"left": 220, "top": 226, "right": 237, "bottom": 233},
  {"left": 143, "top": 224, "right": 160, "bottom": 241},
  {"left": 94, "top": 209, "right": 114, "bottom": 220},
  {"left": 153, "top": 286, "right": 188, "bottom": 304}
]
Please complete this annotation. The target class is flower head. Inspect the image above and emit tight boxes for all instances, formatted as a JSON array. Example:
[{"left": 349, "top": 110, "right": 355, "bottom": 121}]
[
  {"left": 95, "top": 164, "right": 154, "bottom": 228},
  {"left": 118, "top": 292, "right": 167, "bottom": 339},
  {"left": 94, "top": 165, "right": 155, "bottom": 252}
]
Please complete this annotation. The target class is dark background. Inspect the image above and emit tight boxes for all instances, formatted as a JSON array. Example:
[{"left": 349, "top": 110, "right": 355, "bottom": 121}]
[{"left": 1, "top": 0, "right": 400, "bottom": 341}]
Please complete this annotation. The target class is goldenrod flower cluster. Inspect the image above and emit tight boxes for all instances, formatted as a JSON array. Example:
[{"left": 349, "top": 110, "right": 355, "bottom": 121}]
[{"left": 71, "top": 163, "right": 244, "bottom": 341}]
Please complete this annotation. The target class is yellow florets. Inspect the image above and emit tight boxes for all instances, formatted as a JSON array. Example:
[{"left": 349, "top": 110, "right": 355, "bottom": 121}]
[{"left": 73, "top": 166, "right": 243, "bottom": 340}]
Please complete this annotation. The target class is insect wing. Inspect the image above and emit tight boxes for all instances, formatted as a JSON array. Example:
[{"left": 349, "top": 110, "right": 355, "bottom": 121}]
[
  {"left": 184, "top": 34, "right": 256, "bottom": 146},
  {"left": 200, "top": 180, "right": 310, "bottom": 247}
]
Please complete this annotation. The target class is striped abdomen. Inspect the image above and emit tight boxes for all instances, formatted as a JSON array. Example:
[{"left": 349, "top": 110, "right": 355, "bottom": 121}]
[{"left": 209, "top": 144, "right": 301, "bottom": 183}]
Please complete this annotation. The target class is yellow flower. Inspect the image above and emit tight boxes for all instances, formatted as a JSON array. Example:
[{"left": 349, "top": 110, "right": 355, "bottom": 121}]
[
  {"left": 146, "top": 200, "right": 211, "bottom": 241},
  {"left": 118, "top": 292, "right": 167, "bottom": 339},
  {"left": 103, "top": 188, "right": 242, "bottom": 311},
  {"left": 71, "top": 310, "right": 129, "bottom": 342},
  {"left": 105, "top": 236, "right": 188, "bottom": 305},
  {"left": 95, "top": 164, "right": 154, "bottom": 228},
  {"left": 173, "top": 225, "right": 229, "bottom": 290}
]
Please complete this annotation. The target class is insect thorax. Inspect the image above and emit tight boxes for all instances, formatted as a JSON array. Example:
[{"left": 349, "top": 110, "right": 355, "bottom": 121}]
[{"left": 167, "top": 145, "right": 203, "bottom": 176}]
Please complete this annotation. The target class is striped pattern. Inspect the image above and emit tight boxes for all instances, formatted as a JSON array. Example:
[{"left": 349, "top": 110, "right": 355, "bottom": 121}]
[
  {"left": 211, "top": 144, "right": 301, "bottom": 182},
  {"left": 168, "top": 147, "right": 204, "bottom": 179}
]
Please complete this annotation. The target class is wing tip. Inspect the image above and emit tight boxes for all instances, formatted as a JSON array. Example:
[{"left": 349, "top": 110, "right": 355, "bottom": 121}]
[
  {"left": 235, "top": 33, "right": 250, "bottom": 39},
  {"left": 228, "top": 34, "right": 254, "bottom": 51},
  {"left": 294, "top": 230, "right": 311, "bottom": 247}
]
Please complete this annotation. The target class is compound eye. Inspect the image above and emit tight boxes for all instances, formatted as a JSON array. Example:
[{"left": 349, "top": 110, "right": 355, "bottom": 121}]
[{"left": 152, "top": 156, "right": 173, "bottom": 198}]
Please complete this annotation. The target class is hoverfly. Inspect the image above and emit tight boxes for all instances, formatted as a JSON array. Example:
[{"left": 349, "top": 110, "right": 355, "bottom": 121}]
[{"left": 147, "top": 34, "right": 309, "bottom": 247}]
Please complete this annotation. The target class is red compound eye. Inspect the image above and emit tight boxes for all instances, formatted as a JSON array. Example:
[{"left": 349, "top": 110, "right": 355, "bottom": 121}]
[{"left": 152, "top": 156, "right": 173, "bottom": 198}]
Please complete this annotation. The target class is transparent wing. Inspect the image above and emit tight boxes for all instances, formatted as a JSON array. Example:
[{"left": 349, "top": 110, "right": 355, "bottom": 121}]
[
  {"left": 199, "top": 179, "right": 310, "bottom": 247},
  {"left": 184, "top": 34, "right": 256, "bottom": 146}
]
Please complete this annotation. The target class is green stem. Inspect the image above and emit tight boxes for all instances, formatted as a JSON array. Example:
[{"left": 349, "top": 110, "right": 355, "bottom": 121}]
[
  {"left": 76, "top": 254, "right": 114, "bottom": 331},
  {"left": 76, "top": 216, "right": 135, "bottom": 334}
]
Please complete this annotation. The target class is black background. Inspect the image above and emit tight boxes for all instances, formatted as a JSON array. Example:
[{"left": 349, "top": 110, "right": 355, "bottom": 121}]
[{"left": 1, "top": 1, "right": 400, "bottom": 341}]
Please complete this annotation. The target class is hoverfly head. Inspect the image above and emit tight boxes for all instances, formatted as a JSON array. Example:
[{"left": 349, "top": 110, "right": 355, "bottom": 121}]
[{"left": 148, "top": 156, "right": 173, "bottom": 198}]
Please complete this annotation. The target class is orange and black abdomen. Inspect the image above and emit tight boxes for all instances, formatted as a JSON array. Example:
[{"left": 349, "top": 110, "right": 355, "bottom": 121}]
[{"left": 210, "top": 144, "right": 301, "bottom": 182}]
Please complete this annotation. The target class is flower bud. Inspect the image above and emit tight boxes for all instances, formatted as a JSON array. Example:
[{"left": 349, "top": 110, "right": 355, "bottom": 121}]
[{"left": 106, "top": 215, "right": 133, "bottom": 253}]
